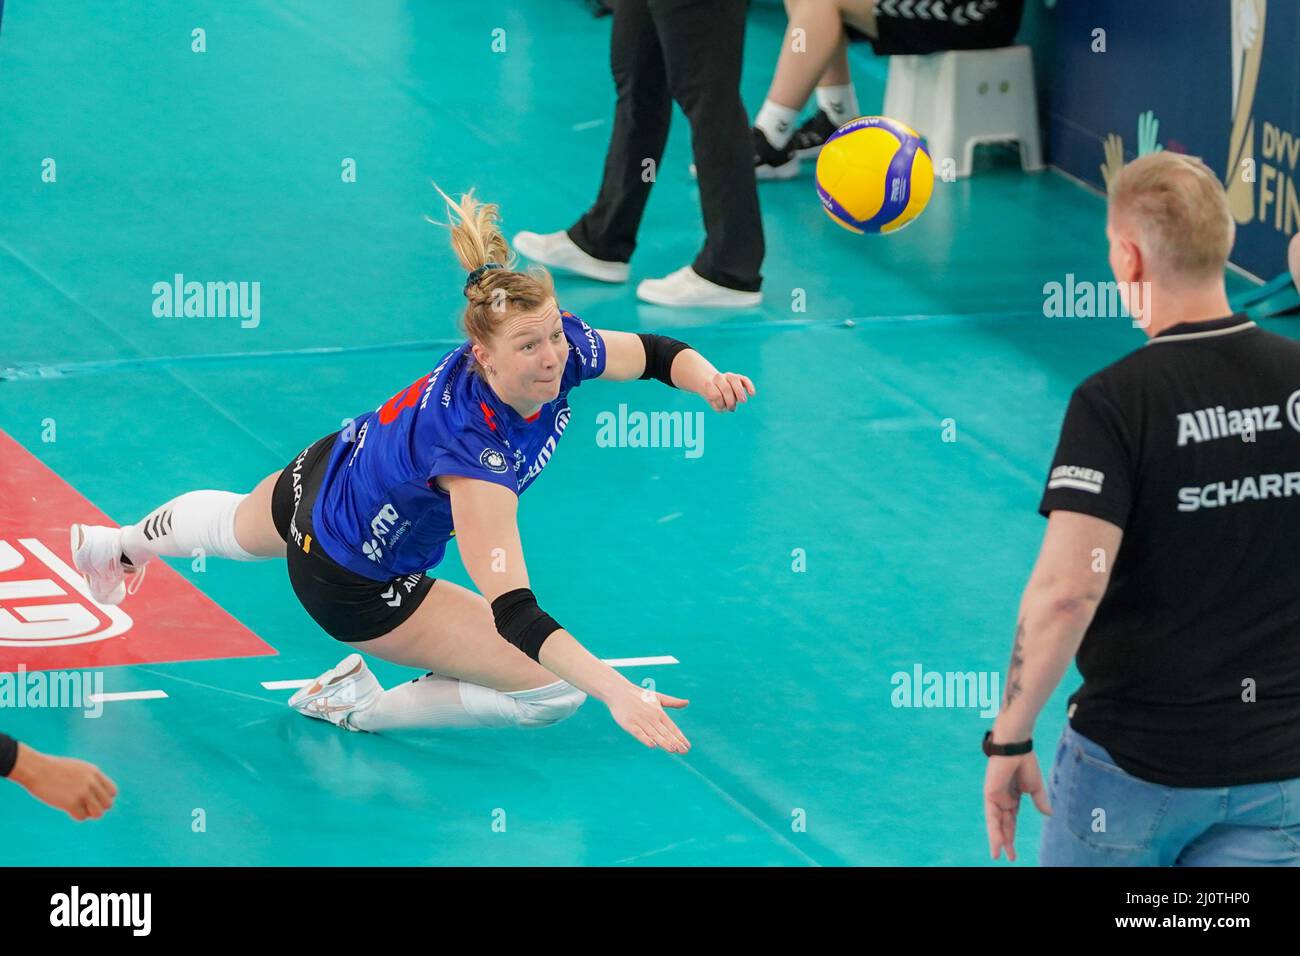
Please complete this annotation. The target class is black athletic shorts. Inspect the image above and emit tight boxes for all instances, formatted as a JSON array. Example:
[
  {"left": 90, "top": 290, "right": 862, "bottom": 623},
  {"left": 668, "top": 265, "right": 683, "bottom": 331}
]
[
  {"left": 270, "top": 431, "right": 436, "bottom": 643},
  {"left": 848, "top": 0, "right": 1023, "bottom": 56}
]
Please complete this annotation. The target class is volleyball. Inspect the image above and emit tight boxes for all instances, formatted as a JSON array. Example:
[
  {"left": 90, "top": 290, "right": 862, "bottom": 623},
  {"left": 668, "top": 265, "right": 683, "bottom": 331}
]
[{"left": 815, "top": 115, "right": 934, "bottom": 234}]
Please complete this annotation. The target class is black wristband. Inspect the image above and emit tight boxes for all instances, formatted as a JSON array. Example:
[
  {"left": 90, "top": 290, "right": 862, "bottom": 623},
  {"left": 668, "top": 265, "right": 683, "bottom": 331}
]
[
  {"left": 490, "top": 587, "right": 563, "bottom": 662},
  {"left": 637, "top": 333, "right": 691, "bottom": 387},
  {"left": 982, "top": 731, "right": 1033, "bottom": 757},
  {"left": 0, "top": 732, "right": 18, "bottom": 778}
]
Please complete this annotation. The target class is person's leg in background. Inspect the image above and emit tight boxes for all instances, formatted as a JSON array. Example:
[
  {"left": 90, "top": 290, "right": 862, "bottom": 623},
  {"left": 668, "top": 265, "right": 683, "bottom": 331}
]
[
  {"left": 809, "top": 33, "right": 860, "bottom": 124},
  {"left": 753, "top": 0, "right": 876, "bottom": 170},
  {"left": 764, "top": 1, "right": 872, "bottom": 115},
  {"left": 567, "top": 0, "right": 672, "bottom": 265},
  {"left": 636, "top": 0, "right": 763, "bottom": 306},
  {"left": 815, "top": 32, "right": 853, "bottom": 88},
  {"left": 762, "top": 0, "right": 1028, "bottom": 166},
  {"left": 788, "top": 32, "right": 861, "bottom": 159},
  {"left": 513, "top": 0, "right": 670, "bottom": 282}
]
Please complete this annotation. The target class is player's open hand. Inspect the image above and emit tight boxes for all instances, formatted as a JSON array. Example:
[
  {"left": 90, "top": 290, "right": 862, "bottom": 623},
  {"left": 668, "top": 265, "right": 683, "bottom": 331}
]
[
  {"left": 606, "top": 683, "right": 691, "bottom": 753},
  {"left": 699, "top": 372, "right": 755, "bottom": 413}
]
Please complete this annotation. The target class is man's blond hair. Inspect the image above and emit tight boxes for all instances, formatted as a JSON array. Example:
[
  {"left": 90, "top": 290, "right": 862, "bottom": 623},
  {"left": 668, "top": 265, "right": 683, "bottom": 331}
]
[{"left": 1108, "top": 152, "right": 1233, "bottom": 283}]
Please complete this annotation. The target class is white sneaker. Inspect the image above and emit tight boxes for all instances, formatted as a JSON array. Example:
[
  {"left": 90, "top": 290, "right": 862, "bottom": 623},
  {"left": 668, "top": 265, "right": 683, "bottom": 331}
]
[
  {"left": 636, "top": 266, "right": 762, "bottom": 309},
  {"left": 289, "top": 653, "right": 382, "bottom": 732},
  {"left": 512, "top": 230, "right": 629, "bottom": 283},
  {"left": 70, "top": 523, "right": 146, "bottom": 606}
]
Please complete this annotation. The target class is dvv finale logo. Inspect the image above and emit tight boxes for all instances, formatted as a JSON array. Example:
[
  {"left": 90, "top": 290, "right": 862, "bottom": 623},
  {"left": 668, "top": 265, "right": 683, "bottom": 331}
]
[{"left": 1226, "top": 0, "right": 1299, "bottom": 236}]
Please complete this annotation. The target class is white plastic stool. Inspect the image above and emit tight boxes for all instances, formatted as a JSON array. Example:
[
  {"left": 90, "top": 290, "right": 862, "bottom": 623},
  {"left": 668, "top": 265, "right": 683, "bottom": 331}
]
[{"left": 882, "top": 44, "right": 1043, "bottom": 179}]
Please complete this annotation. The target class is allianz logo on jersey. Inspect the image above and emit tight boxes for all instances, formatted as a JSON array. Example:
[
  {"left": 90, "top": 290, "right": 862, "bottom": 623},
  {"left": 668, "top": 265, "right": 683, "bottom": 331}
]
[
  {"left": 518, "top": 405, "right": 571, "bottom": 490},
  {"left": 363, "top": 503, "right": 412, "bottom": 563},
  {"left": 1175, "top": 391, "right": 1300, "bottom": 446}
]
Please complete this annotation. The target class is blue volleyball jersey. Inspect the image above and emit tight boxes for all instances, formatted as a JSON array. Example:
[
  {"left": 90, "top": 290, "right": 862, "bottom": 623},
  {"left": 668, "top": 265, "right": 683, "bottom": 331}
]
[{"left": 310, "top": 309, "right": 606, "bottom": 581}]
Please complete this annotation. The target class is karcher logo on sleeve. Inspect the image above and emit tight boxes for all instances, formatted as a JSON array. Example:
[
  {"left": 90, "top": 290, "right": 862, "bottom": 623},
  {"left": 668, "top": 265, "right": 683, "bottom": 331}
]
[{"left": 1048, "top": 465, "right": 1105, "bottom": 495}]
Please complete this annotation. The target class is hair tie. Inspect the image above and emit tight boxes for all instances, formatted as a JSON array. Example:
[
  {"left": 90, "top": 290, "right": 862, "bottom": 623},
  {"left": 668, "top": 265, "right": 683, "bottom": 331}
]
[{"left": 464, "top": 262, "right": 504, "bottom": 296}]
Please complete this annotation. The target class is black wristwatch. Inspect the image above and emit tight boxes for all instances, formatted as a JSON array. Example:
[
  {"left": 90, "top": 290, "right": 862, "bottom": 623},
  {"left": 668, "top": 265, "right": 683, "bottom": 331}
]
[{"left": 983, "top": 730, "right": 1032, "bottom": 757}]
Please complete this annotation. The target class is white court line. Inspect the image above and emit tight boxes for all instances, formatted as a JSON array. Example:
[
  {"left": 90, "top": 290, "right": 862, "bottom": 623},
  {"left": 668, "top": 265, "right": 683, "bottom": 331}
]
[
  {"left": 88, "top": 690, "right": 169, "bottom": 703},
  {"left": 601, "top": 655, "right": 679, "bottom": 667},
  {"left": 571, "top": 118, "right": 604, "bottom": 131},
  {"left": 260, "top": 655, "right": 678, "bottom": 691}
]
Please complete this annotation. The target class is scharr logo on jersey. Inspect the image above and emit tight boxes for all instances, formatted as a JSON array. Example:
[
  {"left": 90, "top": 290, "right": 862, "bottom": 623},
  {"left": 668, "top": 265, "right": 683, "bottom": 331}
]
[
  {"left": 1178, "top": 470, "right": 1300, "bottom": 512},
  {"left": 1176, "top": 402, "right": 1284, "bottom": 445},
  {"left": 571, "top": 314, "right": 601, "bottom": 369}
]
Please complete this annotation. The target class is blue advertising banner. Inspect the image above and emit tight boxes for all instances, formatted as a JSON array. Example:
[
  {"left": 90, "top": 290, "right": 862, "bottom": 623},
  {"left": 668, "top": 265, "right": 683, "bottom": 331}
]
[{"left": 1048, "top": 0, "right": 1298, "bottom": 280}]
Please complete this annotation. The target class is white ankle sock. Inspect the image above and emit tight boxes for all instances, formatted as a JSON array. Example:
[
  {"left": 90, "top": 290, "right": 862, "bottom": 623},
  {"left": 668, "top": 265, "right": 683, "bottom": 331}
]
[
  {"left": 755, "top": 99, "right": 800, "bottom": 149},
  {"left": 350, "top": 673, "right": 585, "bottom": 731},
  {"left": 120, "top": 490, "right": 264, "bottom": 566},
  {"left": 816, "top": 84, "right": 859, "bottom": 125}
]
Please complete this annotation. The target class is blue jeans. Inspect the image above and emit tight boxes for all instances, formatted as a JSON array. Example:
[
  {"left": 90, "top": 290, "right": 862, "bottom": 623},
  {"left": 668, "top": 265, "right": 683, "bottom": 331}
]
[{"left": 1040, "top": 723, "right": 1300, "bottom": 866}]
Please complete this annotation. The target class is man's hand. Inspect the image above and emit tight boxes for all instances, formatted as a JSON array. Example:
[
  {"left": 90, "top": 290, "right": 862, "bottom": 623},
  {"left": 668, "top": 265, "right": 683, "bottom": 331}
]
[
  {"left": 10, "top": 744, "right": 118, "bottom": 821},
  {"left": 984, "top": 752, "right": 1051, "bottom": 861}
]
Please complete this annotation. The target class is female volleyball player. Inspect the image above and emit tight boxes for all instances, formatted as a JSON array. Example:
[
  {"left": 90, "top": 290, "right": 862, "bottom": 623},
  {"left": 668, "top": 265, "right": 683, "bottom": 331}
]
[{"left": 70, "top": 189, "right": 756, "bottom": 753}]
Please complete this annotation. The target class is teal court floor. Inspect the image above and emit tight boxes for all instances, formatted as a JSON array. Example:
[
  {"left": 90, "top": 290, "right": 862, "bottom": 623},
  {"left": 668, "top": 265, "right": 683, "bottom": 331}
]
[{"left": 0, "top": 2, "right": 1271, "bottom": 866}]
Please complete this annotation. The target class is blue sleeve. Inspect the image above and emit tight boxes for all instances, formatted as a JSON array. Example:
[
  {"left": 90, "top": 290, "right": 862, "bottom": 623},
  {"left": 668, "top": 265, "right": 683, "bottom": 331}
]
[
  {"left": 559, "top": 309, "right": 606, "bottom": 391},
  {"left": 426, "top": 419, "right": 519, "bottom": 495}
]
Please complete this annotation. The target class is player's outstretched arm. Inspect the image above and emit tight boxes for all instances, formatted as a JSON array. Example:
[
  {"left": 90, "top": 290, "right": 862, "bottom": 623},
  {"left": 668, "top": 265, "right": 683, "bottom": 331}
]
[
  {"left": 597, "top": 329, "right": 756, "bottom": 412},
  {"left": 444, "top": 475, "right": 690, "bottom": 753}
]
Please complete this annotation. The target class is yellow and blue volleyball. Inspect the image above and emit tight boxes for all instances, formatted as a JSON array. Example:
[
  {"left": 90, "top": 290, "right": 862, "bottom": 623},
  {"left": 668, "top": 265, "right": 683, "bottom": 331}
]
[{"left": 815, "top": 116, "right": 934, "bottom": 234}]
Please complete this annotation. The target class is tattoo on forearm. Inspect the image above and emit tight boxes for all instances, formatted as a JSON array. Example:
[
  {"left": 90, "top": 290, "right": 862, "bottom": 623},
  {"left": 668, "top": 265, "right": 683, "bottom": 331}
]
[{"left": 1004, "top": 620, "right": 1026, "bottom": 708}]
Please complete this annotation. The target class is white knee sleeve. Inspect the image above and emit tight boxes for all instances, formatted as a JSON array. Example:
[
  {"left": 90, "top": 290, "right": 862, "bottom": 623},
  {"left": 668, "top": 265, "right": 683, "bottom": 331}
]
[
  {"left": 185, "top": 490, "right": 261, "bottom": 561},
  {"left": 458, "top": 679, "right": 587, "bottom": 729},
  {"left": 510, "top": 680, "right": 588, "bottom": 728},
  {"left": 121, "top": 490, "right": 265, "bottom": 565}
]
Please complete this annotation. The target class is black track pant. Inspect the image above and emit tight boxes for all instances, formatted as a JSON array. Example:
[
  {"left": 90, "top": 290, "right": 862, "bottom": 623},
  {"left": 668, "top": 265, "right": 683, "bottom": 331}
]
[{"left": 568, "top": 0, "right": 764, "bottom": 292}]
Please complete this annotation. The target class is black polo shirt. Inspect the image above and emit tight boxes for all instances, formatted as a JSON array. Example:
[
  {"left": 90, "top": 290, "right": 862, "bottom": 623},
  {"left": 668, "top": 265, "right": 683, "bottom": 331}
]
[{"left": 1039, "top": 313, "right": 1300, "bottom": 788}]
